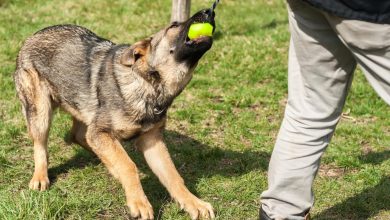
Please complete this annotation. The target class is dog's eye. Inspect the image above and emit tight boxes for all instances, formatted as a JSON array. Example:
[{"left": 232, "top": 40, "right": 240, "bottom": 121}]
[
  {"left": 149, "top": 70, "right": 160, "bottom": 79},
  {"left": 169, "top": 21, "right": 180, "bottom": 28},
  {"left": 169, "top": 46, "right": 176, "bottom": 54}
]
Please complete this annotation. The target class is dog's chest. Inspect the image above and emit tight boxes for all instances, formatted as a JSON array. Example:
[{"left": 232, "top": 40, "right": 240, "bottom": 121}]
[{"left": 112, "top": 115, "right": 159, "bottom": 140}]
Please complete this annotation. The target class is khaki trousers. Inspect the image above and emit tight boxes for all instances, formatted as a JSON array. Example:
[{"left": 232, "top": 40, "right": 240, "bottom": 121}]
[{"left": 260, "top": 1, "right": 390, "bottom": 219}]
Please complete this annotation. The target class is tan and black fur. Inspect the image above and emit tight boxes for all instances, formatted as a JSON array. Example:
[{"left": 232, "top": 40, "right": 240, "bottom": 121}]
[{"left": 14, "top": 9, "right": 216, "bottom": 220}]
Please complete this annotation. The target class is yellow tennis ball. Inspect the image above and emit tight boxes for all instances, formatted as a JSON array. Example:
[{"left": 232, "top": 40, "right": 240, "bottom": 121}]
[{"left": 188, "top": 23, "right": 214, "bottom": 40}]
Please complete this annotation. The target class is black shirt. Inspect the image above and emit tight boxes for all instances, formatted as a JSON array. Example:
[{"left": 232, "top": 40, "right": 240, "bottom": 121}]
[{"left": 303, "top": 0, "right": 390, "bottom": 23}]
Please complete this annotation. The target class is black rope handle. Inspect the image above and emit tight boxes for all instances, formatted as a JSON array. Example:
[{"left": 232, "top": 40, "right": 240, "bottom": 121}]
[{"left": 210, "top": 0, "right": 220, "bottom": 14}]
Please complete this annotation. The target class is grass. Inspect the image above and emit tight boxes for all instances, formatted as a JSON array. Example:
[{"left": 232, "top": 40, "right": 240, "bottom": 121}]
[{"left": 0, "top": 0, "right": 389, "bottom": 219}]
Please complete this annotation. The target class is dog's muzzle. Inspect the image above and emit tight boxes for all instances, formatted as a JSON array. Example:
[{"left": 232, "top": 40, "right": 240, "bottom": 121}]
[
  {"left": 184, "top": 9, "right": 216, "bottom": 45},
  {"left": 174, "top": 9, "right": 216, "bottom": 64}
]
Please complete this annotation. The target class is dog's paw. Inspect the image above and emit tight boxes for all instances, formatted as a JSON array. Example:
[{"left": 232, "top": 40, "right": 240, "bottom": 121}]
[
  {"left": 127, "top": 196, "right": 154, "bottom": 220},
  {"left": 29, "top": 173, "right": 50, "bottom": 191},
  {"left": 177, "top": 195, "right": 215, "bottom": 219}
]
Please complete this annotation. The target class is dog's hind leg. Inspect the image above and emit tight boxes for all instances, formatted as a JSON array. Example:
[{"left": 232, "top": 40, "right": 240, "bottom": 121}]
[
  {"left": 14, "top": 68, "right": 53, "bottom": 191},
  {"left": 71, "top": 118, "right": 92, "bottom": 152}
]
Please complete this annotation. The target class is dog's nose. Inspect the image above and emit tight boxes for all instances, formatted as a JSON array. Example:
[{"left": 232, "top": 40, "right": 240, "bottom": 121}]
[
  {"left": 203, "top": 9, "right": 215, "bottom": 24},
  {"left": 192, "top": 9, "right": 216, "bottom": 27}
]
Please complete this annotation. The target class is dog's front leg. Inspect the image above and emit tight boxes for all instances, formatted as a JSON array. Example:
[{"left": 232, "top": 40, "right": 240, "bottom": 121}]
[
  {"left": 86, "top": 127, "right": 153, "bottom": 220},
  {"left": 136, "top": 126, "right": 215, "bottom": 219}
]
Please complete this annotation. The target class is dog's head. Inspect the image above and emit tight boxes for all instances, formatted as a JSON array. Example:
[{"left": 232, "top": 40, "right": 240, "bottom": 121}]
[{"left": 121, "top": 9, "right": 215, "bottom": 94}]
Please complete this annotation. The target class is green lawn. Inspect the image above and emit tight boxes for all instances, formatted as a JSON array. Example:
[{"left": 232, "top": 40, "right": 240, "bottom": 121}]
[{"left": 0, "top": 0, "right": 389, "bottom": 219}]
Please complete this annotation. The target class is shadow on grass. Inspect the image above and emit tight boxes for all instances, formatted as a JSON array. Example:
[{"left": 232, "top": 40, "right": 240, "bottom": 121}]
[
  {"left": 144, "top": 130, "right": 270, "bottom": 217},
  {"left": 359, "top": 150, "right": 390, "bottom": 165},
  {"left": 48, "top": 147, "right": 100, "bottom": 184},
  {"left": 0, "top": 0, "right": 8, "bottom": 7},
  {"left": 314, "top": 150, "right": 390, "bottom": 219},
  {"left": 261, "top": 19, "right": 288, "bottom": 29},
  {"left": 315, "top": 177, "right": 389, "bottom": 220},
  {"left": 50, "top": 130, "right": 269, "bottom": 217}
]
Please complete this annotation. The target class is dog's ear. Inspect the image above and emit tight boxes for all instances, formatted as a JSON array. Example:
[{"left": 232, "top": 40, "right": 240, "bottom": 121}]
[{"left": 121, "top": 39, "right": 151, "bottom": 67}]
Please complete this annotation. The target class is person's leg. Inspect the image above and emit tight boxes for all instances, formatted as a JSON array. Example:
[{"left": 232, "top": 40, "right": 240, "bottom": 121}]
[
  {"left": 325, "top": 15, "right": 390, "bottom": 105},
  {"left": 260, "top": 1, "right": 357, "bottom": 219}
]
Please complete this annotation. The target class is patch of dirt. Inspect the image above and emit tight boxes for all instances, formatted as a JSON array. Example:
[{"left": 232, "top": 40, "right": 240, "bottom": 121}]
[
  {"left": 341, "top": 109, "right": 379, "bottom": 124},
  {"left": 219, "top": 158, "right": 237, "bottom": 167},
  {"left": 383, "top": 126, "right": 390, "bottom": 137},
  {"left": 279, "top": 96, "right": 287, "bottom": 107},
  {"left": 211, "top": 95, "right": 224, "bottom": 103},
  {"left": 360, "top": 140, "right": 373, "bottom": 155},
  {"left": 371, "top": 211, "right": 390, "bottom": 220},
  {"left": 318, "top": 164, "right": 356, "bottom": 178},
  {"left": 0, "top": 0, "right": 8, "bottom": 7}
]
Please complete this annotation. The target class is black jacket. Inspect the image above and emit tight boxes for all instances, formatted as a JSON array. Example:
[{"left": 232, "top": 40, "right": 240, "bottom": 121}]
[{"left": 303, "top": 0, "right": 390, "bottom": 24}]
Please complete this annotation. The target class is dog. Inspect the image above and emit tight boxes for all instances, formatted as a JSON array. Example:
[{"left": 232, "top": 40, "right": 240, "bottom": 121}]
[{"left": 14, "top": 9, "right": 216, "bottom": 220}]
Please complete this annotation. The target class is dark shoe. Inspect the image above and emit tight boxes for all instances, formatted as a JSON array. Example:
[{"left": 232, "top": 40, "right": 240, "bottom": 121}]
[
  {"left": 259, "top": 206, "right": 272, "bottom": 220},
  {"left": 259, "top": 206, "right": 311, "bottom": 220}
]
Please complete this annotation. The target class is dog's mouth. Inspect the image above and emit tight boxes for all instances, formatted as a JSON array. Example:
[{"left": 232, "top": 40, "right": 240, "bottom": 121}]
[
  {"left": 174, "top": 9, "right": 215, "bottom": 65},
  {"left": 184, "top": 9, "right": 215, "bottom": 46},
  {"left": 185, "top": 35, "right": 212, "bottom": 45}
]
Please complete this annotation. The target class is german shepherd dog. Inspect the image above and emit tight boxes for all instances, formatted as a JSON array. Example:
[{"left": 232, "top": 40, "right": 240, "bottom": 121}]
[{"left": 14, "top": 9, "right": 215, "bottom": 220}]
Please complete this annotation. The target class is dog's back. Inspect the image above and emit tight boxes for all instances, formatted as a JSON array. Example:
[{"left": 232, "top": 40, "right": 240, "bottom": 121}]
[
  {"left": 18, "top": 24, "right": 113, "bottom": 70},
  {"left": 14, "top": 25, "right": 115, "bottom": 123}
]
